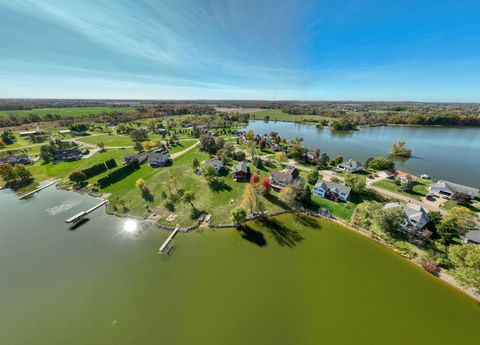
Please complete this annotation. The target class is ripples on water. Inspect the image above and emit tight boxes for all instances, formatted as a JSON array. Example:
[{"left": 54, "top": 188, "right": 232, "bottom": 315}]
[{"left": 46, "top": 200, "right": 82, "bottom": 216}]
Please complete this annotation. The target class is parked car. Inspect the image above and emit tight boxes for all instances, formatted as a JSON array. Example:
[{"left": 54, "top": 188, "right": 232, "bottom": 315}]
[{"left": 426, "top": 194, "right": 436, "bottom": 201}]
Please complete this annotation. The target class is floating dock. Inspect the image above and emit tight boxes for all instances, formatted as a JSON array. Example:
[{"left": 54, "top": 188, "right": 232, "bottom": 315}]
[
  {"left": 159, "top": 225, "right": 180, "bottom": 255},
  {"left": 65, "top": 200, "right": 109, "bottom": 224},
  {"left": 19, "top": 179, "right": 62, "bottom": 200}
]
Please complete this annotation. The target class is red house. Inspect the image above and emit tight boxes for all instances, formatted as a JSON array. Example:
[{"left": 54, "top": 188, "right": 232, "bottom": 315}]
[{"left": 232, "top": 160, "right": 249, "bottom": 181}]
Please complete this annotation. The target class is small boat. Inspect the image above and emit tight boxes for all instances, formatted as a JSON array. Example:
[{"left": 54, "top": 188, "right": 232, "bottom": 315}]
[{"left": 420, "top": 174, "right": 430, "bottom": 179}]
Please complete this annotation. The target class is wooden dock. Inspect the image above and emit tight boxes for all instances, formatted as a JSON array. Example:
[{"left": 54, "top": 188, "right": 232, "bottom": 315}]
[
  {"left": 159, "top": 225, "right": 180, "bottom": 255},
  {"left": 65, "top": 200, "right": 108, "bottom": 224},
  {"left": 19, "top": 179, "right": 61, "bottom": 200}
]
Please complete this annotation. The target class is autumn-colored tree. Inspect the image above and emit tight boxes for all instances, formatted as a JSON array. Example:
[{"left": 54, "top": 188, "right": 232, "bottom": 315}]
[
  {"left": 260, "top": 177, "right": 272, "bottom": 195},
  {"left": 69, "top": 170, "right": 87, "bottom": 184},
  {"left": 241, "top": 184, "right": 258, "bottom": 214},
  {"left": 143, "top": 141, "right": 157, "bottom": 151},
  {"left": 250, "top": 173, "right": 260, "bottom": 184}
]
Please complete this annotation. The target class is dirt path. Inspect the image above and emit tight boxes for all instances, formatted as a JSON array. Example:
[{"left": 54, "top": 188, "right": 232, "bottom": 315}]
[{"left": 171, "top": 141, "right": 199, "bottom": 159}]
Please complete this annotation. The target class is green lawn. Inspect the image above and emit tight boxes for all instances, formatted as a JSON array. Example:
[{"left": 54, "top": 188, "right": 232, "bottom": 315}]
[
  {"left": 0, "top": 106, "right": 134, "bottom": 118},
  {"left": 311, "top": 195, "right": 359, "bottom": 220},
  {"left": 77, "top": 134, "right": 135, "bottom": 147},
  {"left": 373, "top": 178, "right": 431, "bottom": 200},
  {"left": 443, "top": 200, "right": 480, "bottom": 213},
  {"left": 27, "top": 149, "right": 134, "bottom": 186},
  {"left": 252, "top": 109, "right": 336, "bottom": 123}
]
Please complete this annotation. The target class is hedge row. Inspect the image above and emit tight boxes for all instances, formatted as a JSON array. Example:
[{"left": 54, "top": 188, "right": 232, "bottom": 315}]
[
  {"left": 81, "top": 159, "right": 118, "bottom": 179},
  {"left": 97, "top": 161, "right": 140, "bottom": 189}
]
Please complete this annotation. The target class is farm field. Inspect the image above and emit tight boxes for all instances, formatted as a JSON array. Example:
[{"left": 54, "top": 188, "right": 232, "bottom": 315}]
[
  {"left": 0, "top": 106, "right": 135, "bottom": 118},
  {"left": 253, "top": 109, "right": 336, "bottom": 123}
]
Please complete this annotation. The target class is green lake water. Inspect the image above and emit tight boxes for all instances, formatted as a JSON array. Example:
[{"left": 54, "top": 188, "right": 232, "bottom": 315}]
[{"left": 1, "top": 188, "right": 479, "bottom": 345}]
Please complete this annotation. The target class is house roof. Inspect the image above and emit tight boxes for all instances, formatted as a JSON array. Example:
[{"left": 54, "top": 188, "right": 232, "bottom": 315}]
[
  {"left": 148, "top": 152, "right": 170, "bottom": 161},
  {"left": 465, "top": 231, "right": 480, "bottom": 244},
  {"left": 383, "top": 202, "right": 430, "bottom": 227},
  {"left": 431, "top": 180, "right": 479, "bottom": 198},
  {"left": 339, "top": 159, "right": 363, "bottom": 170},
  {"left": 314, "top": 179, "right": 351, "bottom": 196},
  {"left": 205, "top": 158, "right": 223, "bottom": 169},
  {"left": 233, "top": 160, "right": 248, "bottom": 173},
  {"left": 271, "top": 171, "right": 294, "bottom": 184}
]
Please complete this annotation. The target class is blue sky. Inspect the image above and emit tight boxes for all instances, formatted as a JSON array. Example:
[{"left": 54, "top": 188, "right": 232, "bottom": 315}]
[{"left": 1, "top": 0, "right": 480, "bottom": 101}]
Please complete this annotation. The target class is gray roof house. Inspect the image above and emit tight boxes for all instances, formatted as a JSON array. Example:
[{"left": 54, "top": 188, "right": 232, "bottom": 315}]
[
  {"left": 204, "top": 157, "right": 224, "bottom": 174},
  {"left": 270, "top": 166, "right": 300, "bottom": 189},
  {"left": 313, "top": 179, "right": 351, "bottom": 202},
  {"left": 54, "top": 149, "right": 83, "bottom": 162},
  {"left": 429, "top": 180, "right": 479, "bottom": 199},
  {"left": 383, "top": 202, "right": 430, "bottom": 231},
  {"left": 463, "top": 231, "right": 480, "bottom": 245},
  {"left": 337, "top": 159, "right": 364, "bottom": 173},
  {"left": 147, "top": 151, "right": 171, "bottom": 167},
  {"left": 0, "top": 154, "right": 32, "bottom": 166}
]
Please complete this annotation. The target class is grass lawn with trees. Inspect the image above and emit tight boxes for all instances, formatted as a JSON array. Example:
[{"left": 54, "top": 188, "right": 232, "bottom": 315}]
[
  {"left": 77, "top": 134, "right": 135, "bottom": 147},
  {"left": 104, "top": 148, "right": 286, "bottom": 225}
]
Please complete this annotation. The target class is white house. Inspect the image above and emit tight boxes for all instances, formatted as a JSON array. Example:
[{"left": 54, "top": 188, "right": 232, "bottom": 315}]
[
  {"left": 313, "top": 179, "right": 351, "bottom": 202},
  {"left": 429, "top": 180, "right": 479, "bottom": 200},
  {"left": 337, "top": 159, "right": 364, "bottom": 173},
  {"left": 383, "top": 202, "right": 430, "bottom": 232},
  {"left": 377, "top": 170, "right": 395, "bottom": 179}
]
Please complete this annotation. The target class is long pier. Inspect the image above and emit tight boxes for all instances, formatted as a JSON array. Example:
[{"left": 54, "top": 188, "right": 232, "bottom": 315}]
[
  {"left": 19, "top": 179, "right": 61, "bottom": 200},
  {"left": 65, "top": 200, "right": 109, "bottom": 224},
  {"left": 159, "top": 225, "right": 180, "bottom": 255}
]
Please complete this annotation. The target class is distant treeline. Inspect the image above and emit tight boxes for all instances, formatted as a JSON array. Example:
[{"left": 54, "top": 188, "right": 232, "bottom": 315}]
[{"left": 0, "top": 100, "right": 130, "bottom": 111}]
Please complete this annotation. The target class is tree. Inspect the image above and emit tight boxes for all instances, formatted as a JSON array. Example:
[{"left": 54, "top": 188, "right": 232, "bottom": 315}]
[
  {"left": 275, "top": 151, "right": 287, "bottom": 164},
  {"left": 241, "top": 184, "right": 258, "bottom": 214},
  {"left": 202, "top": 164, "right": 217, "bottom": 183},
  {"left": 448, "top": 244, "right": 480, "bottom": 292},
  {"left": 367, "top": 157, "right": 394, "bottom": 171},
  {"left": 199, "top": 134, "right": 217, "bottom": 153},
  {"left": 0, "top": 163, "right": 15, "bottom": 182},
  {"left": 332, "top": 119, "right": 355, "bottom": 131},
  {"left": 69, "top": 170, "right": 87, "bottom": 184},
  {"left": 279, "top": 186, "right": 296, "bottom": 206},
  {"left": 307, "top": 169, "right": 319, "bottom": 185},
  {"left": 192, "top": 157, "right": 200, "bottom": 170},
  {"left": 1, "top": 131, "right": 15, "bottom": 145},
  {"left": 344, "top": 174, "right": 366, "bottom": 192},
  {"left": 260, "top": 177, "right": 272, "bottom": 195},
  {"left": 134, "top": 141, "right": 143, "bottom": 153},
  {"left": 250, "top": 173, "right": 260, "bottom": 184},
  {"left": 130, "top": 129, "right": 148, "bottom": 142},
  {"left": 181, "top": 190, "right": 197, "bottom": 211},
  {"left": 287, "top": 143, "right": 307, "bottom": 160},
  {"left": 146, "top": 118, "right": 156, "bottom": 132},
  {"left": 0, "top": 139, "right": 5, "bottom": 148},
  {"left": 97, "top": 142, "right": 105, "bottom": 151},
  {"left": 331, "top": 155, "right": 344, "bottom": 166},
  {"left": 437, "top": 217, "right": 459, "bottom": 244},
  {"left": 136, "top": 178, "right": 146, "bottom": 190},
  {"left": 230, "top": 206, "right": 247, "bottom": 227},
  {"left": 399, "top": 179, "right": 413, "bottom": 193},
  {"left": 299, "top": 185, "right": 312, "bottom": 206},
  {"left": 70, "top": 122, "right": 88, "bottom": 132},
  {"left": 318, "top": 153, "right": 330, "bottom": 168},
  {"left": 451, "top": 192, "right": 472, "bottom": 206},
  {"left": 143, "top": 141, "right": 156, "bottom": 151},
  {"left": 391, "top": 141, "right": 412, "bottom": 158},
  {"left": 244, "top": 130, "right": 255, "bottom": 141}
]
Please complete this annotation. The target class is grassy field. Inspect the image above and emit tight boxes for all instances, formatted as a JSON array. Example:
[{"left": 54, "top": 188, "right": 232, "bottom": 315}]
[
  {"left": 253, "top": 109, "right": 336, "bottom": 123},
  {"left": 443, "top": 200, "right": 480, "bottom": 213},
  {"left": 311, "top": 195, "right": 359, "bottom": 220},
  {"left": 0, "top": 106, "right": 134, "bottom": 118},
  {"left": 78, "top": 134, "right": 135, "bottom": 147},
  {"left": 373, "top": 178, "right": 431, "bottom": 200}
]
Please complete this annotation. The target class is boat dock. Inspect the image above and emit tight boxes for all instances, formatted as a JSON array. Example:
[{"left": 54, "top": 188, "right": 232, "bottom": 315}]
[
  {"left": 159, "top": 225, "right": 180, "bottom": 255},
  {"left": 19, "top": 179, "right": 61, "bottom": 200},
  {"left": 65, "top": 200, "right": 109, "bottom": 224}
]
